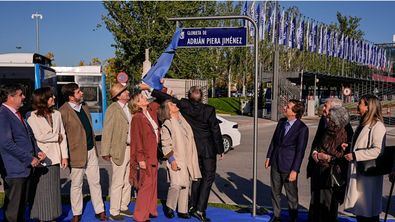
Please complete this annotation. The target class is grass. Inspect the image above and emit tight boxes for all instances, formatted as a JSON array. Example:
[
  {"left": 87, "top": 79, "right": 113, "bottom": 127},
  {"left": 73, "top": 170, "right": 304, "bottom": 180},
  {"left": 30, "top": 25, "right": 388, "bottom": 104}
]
[{"left": 208, "top": 97, "right": 243, "bottom": 115}]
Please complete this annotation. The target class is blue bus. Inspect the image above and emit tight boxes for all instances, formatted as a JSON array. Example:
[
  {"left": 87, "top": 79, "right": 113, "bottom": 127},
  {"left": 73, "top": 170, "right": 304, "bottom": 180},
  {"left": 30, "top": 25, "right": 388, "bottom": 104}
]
[
  {"left": 53, "top": 66, "right": 107, "bottom": 135},
  {"left": 0, "top": 53, "right": 57, "bottom": 115}
]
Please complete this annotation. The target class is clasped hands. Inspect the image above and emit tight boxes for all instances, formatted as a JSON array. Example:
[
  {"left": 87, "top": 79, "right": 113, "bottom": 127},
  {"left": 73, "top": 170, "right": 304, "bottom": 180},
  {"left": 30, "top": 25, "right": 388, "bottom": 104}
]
[{"left": 31, "top": 152, "right": 46, "bottom": 167}]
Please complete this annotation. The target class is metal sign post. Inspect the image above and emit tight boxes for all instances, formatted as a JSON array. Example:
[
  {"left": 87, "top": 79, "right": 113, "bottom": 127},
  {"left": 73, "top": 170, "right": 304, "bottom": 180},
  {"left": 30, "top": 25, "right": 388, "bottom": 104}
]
[{"left": 168, "top": 15, "right": 259, "bottom": 217}]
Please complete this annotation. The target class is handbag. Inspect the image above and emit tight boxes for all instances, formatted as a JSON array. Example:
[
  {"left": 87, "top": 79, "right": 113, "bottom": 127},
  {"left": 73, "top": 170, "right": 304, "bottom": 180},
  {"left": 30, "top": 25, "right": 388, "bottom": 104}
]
[{"left": 356, "top": 127, "right": 394, "bottom": 176}]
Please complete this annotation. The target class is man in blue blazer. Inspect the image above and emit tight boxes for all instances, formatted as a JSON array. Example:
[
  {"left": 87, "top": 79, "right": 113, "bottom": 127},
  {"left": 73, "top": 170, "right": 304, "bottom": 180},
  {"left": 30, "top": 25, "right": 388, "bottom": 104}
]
[
  {"left": 265, "top": 99, "right": 309, "bottom": 222},
  {"left": 0, "top": 84, "right": 45, "bottom": 222}
]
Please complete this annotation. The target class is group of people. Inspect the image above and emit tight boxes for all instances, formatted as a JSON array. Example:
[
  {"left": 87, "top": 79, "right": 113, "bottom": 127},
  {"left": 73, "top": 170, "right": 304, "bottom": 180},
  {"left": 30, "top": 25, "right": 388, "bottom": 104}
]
[
  {"left": 267, "top": 96, "right": 387, "bottom": 222},
  {"left": 0, "top": 81, "right": 224, "bottom": 222},
  {"left": 0, "top": 80, "right": 390, "bottom": 222}
]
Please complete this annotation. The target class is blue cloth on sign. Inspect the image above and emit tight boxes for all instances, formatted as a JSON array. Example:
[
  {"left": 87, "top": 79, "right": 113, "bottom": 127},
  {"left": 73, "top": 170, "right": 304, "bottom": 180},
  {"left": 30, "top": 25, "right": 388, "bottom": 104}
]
[{"left": 142, "top": 28, "right": 181, "bottom": 90}]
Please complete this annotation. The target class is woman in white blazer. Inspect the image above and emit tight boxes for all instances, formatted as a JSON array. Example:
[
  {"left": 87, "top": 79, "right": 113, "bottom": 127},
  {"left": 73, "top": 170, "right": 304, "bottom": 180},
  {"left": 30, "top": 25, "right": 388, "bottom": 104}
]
[
  {"left": 344, "top": 94, "right": 386, "bottom": 222},
  {"left": 27, "top": 87, "right": 68, "bottom": 221},
  {"left": 158, "top": 99, "right": 201, "bottom": 219}
]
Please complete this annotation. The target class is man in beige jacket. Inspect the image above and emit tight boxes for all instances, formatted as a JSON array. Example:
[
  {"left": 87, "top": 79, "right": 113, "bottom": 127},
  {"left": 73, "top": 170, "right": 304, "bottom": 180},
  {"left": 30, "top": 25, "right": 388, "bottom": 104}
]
[
  {"left": 101, "top": 83, "right": 133, "bottom": 221},
  {"left": 59, "top": 83, "right": 106, "bottom": 222}
]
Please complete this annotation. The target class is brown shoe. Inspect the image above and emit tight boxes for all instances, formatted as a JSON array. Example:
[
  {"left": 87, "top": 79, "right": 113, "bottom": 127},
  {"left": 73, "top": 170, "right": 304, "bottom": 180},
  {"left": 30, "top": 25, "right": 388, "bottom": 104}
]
[
  {"left": 71, "top": 215, "right": 81, "bottom": 222},
  {"left": 95, "top": 211, "right": 108, "bottom": 221}
]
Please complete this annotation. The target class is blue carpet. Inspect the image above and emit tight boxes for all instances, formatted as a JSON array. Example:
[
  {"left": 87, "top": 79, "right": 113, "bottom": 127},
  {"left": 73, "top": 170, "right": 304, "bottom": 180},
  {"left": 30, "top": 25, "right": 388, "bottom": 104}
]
[{"left": 0, "top": 201, "right": 394, "bottom": 221}]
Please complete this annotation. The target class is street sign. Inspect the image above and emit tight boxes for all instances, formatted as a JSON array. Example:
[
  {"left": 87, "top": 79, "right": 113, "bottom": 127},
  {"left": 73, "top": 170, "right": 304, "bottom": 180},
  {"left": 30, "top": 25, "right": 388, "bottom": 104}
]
[
  {"left": 178, "top": 27, "right": 247, "bottom": 48},
  {"left": 117, "top": 71, "right": 128, "bottom": 84}
]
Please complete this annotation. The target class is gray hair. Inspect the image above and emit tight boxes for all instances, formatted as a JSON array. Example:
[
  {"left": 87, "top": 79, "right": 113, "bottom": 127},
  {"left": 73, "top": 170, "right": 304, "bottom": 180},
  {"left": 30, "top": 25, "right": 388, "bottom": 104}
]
[
  {"left": 328, "top": 106, "right": 349, "bottom": 129},
  {"left": 325, "top": 97, "right": 343, "bottom": 108}
]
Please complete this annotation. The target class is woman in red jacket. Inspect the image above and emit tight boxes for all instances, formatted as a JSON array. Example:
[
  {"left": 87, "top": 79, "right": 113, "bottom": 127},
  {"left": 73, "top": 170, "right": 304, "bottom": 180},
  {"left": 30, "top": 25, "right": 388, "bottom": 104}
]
[{"left": 129, "top": 92, "right": 160, "bottom": 222}]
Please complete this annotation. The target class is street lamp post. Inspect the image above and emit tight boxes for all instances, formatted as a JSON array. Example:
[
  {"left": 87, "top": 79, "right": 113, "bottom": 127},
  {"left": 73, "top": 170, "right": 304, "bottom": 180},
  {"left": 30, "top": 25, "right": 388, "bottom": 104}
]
[{"left": 31, "top": 12, "right": 43, "bottom": 53}]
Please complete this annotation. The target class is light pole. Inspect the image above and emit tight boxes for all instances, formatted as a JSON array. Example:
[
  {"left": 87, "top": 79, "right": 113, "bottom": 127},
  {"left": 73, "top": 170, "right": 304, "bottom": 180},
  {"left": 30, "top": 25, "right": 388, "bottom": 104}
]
[{"left": 31, "top": 12, "right": 43, "bottom": 53}]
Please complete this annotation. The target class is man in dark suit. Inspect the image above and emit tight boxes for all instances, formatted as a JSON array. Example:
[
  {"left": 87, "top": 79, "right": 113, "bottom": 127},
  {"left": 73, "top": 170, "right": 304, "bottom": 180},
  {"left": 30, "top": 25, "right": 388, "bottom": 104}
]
[
  {"left": 0, "top": 84, "right": 46, "bottom": 222},
  {"left": 265, "top": 99, "right": 309, "bottom": 222},
  {"left": 141, "top": 83, "right": 224, "bottom": 222}
]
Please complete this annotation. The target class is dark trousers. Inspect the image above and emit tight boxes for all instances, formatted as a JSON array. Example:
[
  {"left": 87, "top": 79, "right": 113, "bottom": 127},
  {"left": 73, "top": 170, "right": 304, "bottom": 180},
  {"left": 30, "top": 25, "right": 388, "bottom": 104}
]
[
  {"left": 3, "top": 177, "right": 29, "bottom": 222},
  {"left": 190, "top": 157, "right": 216, "bottom": 212},
  {"left": 356, "top": 215, "right": 379, "bottom": 222},
  {"left": 270, "top": 167, "right": 298, "bottom": 220}
]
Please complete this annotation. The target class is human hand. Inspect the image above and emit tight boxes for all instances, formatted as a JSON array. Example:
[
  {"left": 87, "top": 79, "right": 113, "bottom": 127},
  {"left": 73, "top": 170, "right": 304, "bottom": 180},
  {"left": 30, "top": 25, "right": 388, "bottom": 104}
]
[
  {"left": 61, "top": 158, "right": 68, "bottom": 169},
  {"left": 139, "top": 83, "right": 150, "bottom": 91},
  {"left": 265, "top": 159, "right": 270, "bottom": 169},
  {"left": 288, "top": 171, "right": 298, "bottom": 182},
  {"left": 341, "top": 143, "right": 349, "bottom": 151},
  {"left": 31, "top": 157, "right": 40, "bottom": 167},
  {"left": 312, "top": 151, "right": 319, "bottom": 163},
  {"left": 58, "top": 134, "right": 63, "bottom": 143},
  {"left": 170, "top": 161, "right": 179, "bottom": 171},
  {"left": 317, "top": 152, "right": 330, "bottom": 162},
  {"left": 102, "top": 155, "right": 111, "bottom": 161},
  {"left": 37, "top": 152, "right": 46, "bottom": 162},
  {"left": 139, "top": 161, "right": 147, "bottom": 169},
  {"left": 344, "top": 153, "right": 353, "bottom": 161}
]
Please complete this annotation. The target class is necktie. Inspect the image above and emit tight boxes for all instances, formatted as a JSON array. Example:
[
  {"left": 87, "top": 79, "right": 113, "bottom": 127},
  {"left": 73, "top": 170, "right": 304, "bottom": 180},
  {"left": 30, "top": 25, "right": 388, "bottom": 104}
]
[{"left": 16, "top": 111, "right": 26, "bottom": 127}]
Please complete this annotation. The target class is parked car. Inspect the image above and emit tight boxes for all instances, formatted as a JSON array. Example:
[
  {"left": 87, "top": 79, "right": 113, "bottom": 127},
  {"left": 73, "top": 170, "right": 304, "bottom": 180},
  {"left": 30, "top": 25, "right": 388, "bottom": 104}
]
[{"left": 217, "top": 115, "right": 241, "bottom": 153}]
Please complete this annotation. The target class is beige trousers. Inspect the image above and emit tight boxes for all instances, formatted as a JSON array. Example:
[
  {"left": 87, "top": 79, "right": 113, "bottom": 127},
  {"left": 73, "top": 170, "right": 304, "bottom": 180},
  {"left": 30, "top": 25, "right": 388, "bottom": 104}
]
[
  {"left": 110, "top": 146, "right": 131, "bottom": 215},
  {"left": 70, "top": 148, "right": 104, "bottom": 215},
  {"left": 166, "top": 184, "right": 189, "bottom": 214}
]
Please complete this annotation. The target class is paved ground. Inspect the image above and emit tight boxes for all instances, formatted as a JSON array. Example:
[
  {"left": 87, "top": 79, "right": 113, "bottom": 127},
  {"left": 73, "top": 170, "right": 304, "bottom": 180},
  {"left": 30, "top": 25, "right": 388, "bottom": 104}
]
[{"left": 2, "top": 115, "right": 395, "bottom": 219}]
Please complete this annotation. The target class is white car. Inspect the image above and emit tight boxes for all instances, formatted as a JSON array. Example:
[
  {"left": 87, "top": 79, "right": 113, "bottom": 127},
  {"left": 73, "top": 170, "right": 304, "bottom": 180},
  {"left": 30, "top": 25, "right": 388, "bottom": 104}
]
[{"left": 217, "top": 116, "right": 241, "bottom": 153}]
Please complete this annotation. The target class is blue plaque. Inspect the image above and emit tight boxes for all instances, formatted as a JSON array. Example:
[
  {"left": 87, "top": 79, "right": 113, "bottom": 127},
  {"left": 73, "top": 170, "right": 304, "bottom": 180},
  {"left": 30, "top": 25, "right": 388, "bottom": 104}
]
[{"left": 178, "top": 27, "right": 247, "bottom": 48}]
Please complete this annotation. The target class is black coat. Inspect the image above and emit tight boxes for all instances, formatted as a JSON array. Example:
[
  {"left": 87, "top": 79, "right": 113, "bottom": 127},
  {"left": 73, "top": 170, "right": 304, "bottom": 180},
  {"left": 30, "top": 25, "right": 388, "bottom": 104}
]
[{"left": 152, "top": 90, "right": 224, "bottom": 158}]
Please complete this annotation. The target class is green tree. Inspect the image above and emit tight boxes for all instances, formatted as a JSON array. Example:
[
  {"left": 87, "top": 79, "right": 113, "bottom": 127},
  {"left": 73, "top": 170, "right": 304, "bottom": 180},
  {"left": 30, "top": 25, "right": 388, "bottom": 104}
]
[{"left": 90, "top": 57, "right": 102, "bottom": 65}]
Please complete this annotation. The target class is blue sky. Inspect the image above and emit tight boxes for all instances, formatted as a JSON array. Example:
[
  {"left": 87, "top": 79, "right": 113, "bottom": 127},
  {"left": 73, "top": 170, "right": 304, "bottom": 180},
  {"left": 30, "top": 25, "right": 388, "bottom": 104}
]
[{"left": 0, "top": 1, "right": 394, "bottom": 67}]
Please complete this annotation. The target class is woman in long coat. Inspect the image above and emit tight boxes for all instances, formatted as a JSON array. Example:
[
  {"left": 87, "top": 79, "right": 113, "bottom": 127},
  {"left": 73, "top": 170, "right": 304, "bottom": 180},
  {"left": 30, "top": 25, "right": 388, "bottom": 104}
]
[
  {"left": 158, "top": 99, "right": 201, "bottom": 219},
  {"left": 129, "top": 92, "right": 160, "bottom": 222},
  {"left": 27, "top": 87, "right": 68, "bottom": 221},
  {"left": 308, "top": 106, "right": 350, "bottom": 222},
  {"left": 344, "top": 94, "right": 386, "bottom": 222}
]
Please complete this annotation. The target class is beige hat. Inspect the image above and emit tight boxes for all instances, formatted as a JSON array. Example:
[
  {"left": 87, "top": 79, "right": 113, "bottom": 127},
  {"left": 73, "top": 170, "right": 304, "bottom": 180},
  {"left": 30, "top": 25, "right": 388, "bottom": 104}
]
[{"left": 110, "top": 83, "right": 128, "bottom": 100}]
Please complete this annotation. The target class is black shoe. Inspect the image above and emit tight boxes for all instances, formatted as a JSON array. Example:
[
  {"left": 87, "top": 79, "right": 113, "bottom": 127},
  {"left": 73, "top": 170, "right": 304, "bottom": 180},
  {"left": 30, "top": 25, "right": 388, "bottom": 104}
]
[
  {"left": 271, "top": 216, "right": 281, "bottom": 222},
  {"left": 149, "top": 214, "right": 157, "bottom": 218},
  {"left": 164, "top": 207, "right": 175, "bottom": 219},
  {"left": 177, "top": 212, "right": 191, "bottom": 219},
  {"left": 191, "top": 210, "right": 211, "bottom": 222},
  {"left": 188, "top": 206, "right": 196, "bottom": 214}
]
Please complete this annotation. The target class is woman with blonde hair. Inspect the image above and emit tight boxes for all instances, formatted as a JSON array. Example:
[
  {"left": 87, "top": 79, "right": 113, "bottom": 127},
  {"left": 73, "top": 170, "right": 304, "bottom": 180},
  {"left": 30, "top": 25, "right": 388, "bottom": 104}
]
[
  {"left": 158, "top": 99, "right": 201, "bottom": 219},
  {"left": 344, "top": 94, "right": 386, "bottom": 222},
  {"left": 27, "top": 87, "right": 68, "bottom": 221},
  {"left": 129, "top": 92, "right": 160, "bottom": 222}
]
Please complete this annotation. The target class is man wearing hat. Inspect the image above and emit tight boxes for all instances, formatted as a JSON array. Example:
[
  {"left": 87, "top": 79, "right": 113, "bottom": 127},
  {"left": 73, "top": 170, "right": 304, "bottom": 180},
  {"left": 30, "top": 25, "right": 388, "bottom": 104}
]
[{"left": 101, "top": 83, "right": 133, "bottom": 220}]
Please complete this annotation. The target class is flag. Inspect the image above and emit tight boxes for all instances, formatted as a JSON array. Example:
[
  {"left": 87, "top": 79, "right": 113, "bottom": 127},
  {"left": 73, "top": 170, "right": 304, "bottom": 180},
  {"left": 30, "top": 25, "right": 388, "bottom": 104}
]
[
  {"left": 318, "top": 25, "right": 323, "bottom": 54},
  {"left": 322, "top": 27, "right": 327, "bottom": 54},
  {"left": 296, "top": 19, "right": 304, "bottom": 50},
  {"left": 242, "top": 1, "right": 248, "bottom": 27},
  {"left": 142, "top": 28, "right": 181, "bottom": 90},
  {"left": 305, "top": 21, "right": 310, "bottom": 51},
  {"left": 271, "top": 4, "right": 277, "bottom": 44},
  {"left": 249, "top": 2, "right": 256, "bottom": 37},
  {"left": 333, "top": 32, "right": 338, "bottom": 58},
  {"left": 309, "top": 22, "right": 315, "bottom": 52},
  {"left": 344, "top": 36, "right": 349, "bottom": 60},
  {"left": 339, "top": 34, "right": 344, "bottom": 58},
  {"left": 289, "top": 15, "right": 296, "bottom": 48},
  {"left": 326, "top": 29, "right": 331, "bottom": 56},
  {"left": 283, "top": 12, "right": 289, "bottom": 46},
  {"left": 278, "top": 10, "right": 285, "bottom": 45},
  {"left": 259, "top": 2, "right": 266, "bottom": 41}
]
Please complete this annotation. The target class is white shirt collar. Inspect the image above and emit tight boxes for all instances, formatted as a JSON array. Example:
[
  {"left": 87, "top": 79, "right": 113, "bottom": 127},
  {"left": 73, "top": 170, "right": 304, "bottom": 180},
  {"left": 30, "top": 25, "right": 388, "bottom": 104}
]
[
  {"left": 2, "top": 103, "right": 18, "bottom": 114},
  {"left": 68, "top": 102, "right": 82, "bottom": 112}
]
